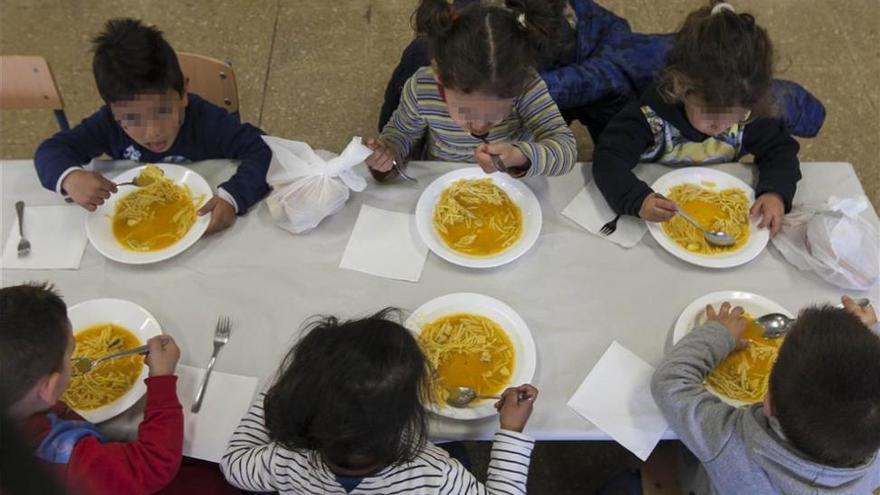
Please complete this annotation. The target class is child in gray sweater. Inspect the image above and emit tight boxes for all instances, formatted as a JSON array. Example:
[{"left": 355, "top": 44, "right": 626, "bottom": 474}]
[{"left": 652, "top": 297, "right": 880, "bottom": 494}]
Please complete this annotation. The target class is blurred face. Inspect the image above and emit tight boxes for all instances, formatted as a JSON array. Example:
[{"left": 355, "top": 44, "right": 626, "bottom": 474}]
[
  {"left": 444, "top": 88, "right": 514, "bottom": 136},
  {"left": 681, "top": 92, "right": 751, "bottom": 137},
  {"left": 110, "top": 89, "right": 188, "bottom": 153}
]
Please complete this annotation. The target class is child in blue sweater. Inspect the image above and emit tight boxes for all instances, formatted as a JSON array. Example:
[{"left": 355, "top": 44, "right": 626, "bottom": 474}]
[{"left": 34, "top": 18, "right": 271, "bottom": 233}]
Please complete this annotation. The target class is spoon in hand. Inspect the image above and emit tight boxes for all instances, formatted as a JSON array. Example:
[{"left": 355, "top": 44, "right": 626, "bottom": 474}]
[{"left": 758, "top": 298, "right": 870, "bottom": 339}]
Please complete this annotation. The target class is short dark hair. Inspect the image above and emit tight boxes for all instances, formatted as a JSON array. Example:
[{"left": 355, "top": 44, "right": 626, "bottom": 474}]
[
  {"left": 658, "top": 1, "right": 777, "bottom": 117},
  {"left": 770, "top": 305, "right": 880, "bottom": 467},
  {"left": 263, "top": 309, "right": 431, "bottom": 469},
  {"left": 414, "top": 0, "right": 569, "bottom": 98},
  {"left": 0, "top": 283, "right": 69, "bottom": 410},
  {"left": 92, "top": 18, "right": 184, "bottom": 103}
]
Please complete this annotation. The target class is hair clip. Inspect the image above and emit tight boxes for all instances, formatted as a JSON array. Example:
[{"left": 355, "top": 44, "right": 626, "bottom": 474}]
[
  {"left": 516, "top": 12, "right": 527, "bottom": 29},
  {"left": 711, "top": 2, "right": 736, "bottom": 15}
]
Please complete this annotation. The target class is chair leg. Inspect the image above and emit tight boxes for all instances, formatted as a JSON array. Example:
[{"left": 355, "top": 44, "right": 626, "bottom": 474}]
[{"left": 54, "top": 109, "right": 70, "bottom": 131}]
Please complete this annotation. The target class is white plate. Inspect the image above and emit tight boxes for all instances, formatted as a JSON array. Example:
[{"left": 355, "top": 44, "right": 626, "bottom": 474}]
[
  {"left": 405, "top": 293, "right": 537, "bottom": 420},
  {"left": 86, "top": 164, "right": 211, "bottom": 264},
  {"left": 415, "top": 168, "right": 542, "bottom": 268},
  {"left": 672, "top": 290, "right": 792, "bottom": 407},
  {"left": 67, "top": 298, "right": 163, "bottom": 423},
  {"left": 646, "top": 167, "right": 769, "bottom": 268}
]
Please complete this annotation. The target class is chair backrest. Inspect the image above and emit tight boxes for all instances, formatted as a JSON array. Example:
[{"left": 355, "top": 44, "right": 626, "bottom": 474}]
[
  {"left": 0, "top": 55, "right": 65, "bottom": 111},
  {"left": 177, "top": 52, "right": 239, "bottom": 114}
]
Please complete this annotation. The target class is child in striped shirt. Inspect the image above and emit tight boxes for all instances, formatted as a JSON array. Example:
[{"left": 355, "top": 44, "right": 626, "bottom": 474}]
[
  {"left": 365, "top": 0, "right": 577, "bottom": 180},
  {"left": 220, "top": 309, "right": 539, "bottom": 494}
]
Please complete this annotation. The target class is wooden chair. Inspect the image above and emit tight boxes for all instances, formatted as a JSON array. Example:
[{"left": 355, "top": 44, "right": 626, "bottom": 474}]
[
  {"left": 0, "top": 55, "right": 70, "bottom": 130},
  {"left": 177, "top": 52, "right": 239, "bottom": 114}
]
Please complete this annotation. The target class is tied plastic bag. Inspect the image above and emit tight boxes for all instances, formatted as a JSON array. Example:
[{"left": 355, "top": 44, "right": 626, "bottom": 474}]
[
  {"left": 263, "top": 136, "right": 372, "bottom": 234},
  {"left": 772, "top": 196, "right": 879, "bottom": 290}
]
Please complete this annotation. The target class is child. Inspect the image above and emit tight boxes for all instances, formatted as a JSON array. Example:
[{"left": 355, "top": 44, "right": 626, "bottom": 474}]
[
  {"left": 34, "top": 18, "right": 272, "bottom": 234},
  {"left": 652, "top": 297, "right": 880, "bottom": 494},
  {"left": 221, "top": 309, "right": 540, "bottom": 494},
  {"left": 366, "top": 0, "right": 577, "bottom": 181},
  {"left": 0, "top": 283, "right": 183, "bottom": 494},
  {"left": 593, "top": 1, "right": 800, "bottom": 238}
]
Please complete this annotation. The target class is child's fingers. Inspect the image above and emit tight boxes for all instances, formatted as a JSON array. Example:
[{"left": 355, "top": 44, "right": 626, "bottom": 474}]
[
  {"left": 198, "top": 196, "right": 218, "bottom": 216},
  {"left": 516, "top": 384, "right": 538, "bottom": 402},
  {"left": 749, "top": 199, "right": 761, "bottom": 218},
  {"left": 769, "top": 212, "right": 782, "bottom": 238},
  {"left": 718, "top": 301, "right": 731, "bottom": 318},
  {"left": 705, "top": 304, "right": 718, "bottom": 320},
  {"left": 730, "top": 305, "right": 745, "bottom": 318}
]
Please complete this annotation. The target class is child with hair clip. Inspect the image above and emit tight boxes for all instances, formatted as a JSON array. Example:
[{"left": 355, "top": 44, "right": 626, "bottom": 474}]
[
  {"left": 365, "top": 0, "right": 577, "bottom": 181},
  {"left": 593, "top": 1, "right": 800, "bottom": 238},
  {"left": 220, "top": 309, "right": 539, "bottom": 494}
]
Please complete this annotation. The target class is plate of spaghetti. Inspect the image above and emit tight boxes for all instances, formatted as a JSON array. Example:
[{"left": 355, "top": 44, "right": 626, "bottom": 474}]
[
  {"left": 86, "top": 164, "right": 211, "bottom": 264},
  {"left": 646, "top": 167, "right": 769, "bottom": 268},
  {"left": 406, "top": 293, "right": 537, "bottom": 420},
  {"left": 673, "top": 291, "right": 792, "bottom": 407},
  {"left": 63, "top": 298, "right": 163, "bottom": 423},
  {"left": 415, "top": 168, "right": 542, "bottom": 268}
]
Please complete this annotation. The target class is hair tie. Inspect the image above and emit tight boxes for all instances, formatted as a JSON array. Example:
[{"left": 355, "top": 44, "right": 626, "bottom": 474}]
[
  {"left": 516, "top": 12, "right": 527, "bottom": 29},
  {"left": 711, "top": 2, "right": 735, "bottom": 15}
]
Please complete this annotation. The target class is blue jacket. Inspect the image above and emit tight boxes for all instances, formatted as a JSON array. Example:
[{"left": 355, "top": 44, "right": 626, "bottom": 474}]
[
  {"left": 379, "top": 0, "right": 825, "bottom": 139},
  {"left": 34, "top": 93, "right": 271, "bottom": 213}
]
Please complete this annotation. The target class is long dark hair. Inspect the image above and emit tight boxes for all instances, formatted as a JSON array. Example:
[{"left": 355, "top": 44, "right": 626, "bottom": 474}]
[
  {"left": 414, "top": 0, "right": 570, "bottom": 98},
  {"left": 263, "top": 308, "right": 431, "bottom": 469},
  {"left": 658, "top": 1, "right": 777, "bottom": 117}
]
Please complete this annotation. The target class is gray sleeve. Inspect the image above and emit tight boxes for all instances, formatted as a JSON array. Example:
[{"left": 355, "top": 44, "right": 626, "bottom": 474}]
[{"left": 651, "top": 321, "right": 743, "bottom": 462}]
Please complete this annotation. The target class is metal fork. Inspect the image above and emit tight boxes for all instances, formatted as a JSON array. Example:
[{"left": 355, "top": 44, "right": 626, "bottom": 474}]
[
  {"left": 15, "top": 201, "right": 31, "bottom": 257},
  {"left": 599, "top": 214, "right": 621, "bottom": 236},
  {"left": 392, "top": 159, "right": 417, "bottom": 183},
  {"left": 191, "top": 316, "right": 231, "bottom": 413},
  {"left": 472, "top": 133, "right": 508, "bottom": 173}
]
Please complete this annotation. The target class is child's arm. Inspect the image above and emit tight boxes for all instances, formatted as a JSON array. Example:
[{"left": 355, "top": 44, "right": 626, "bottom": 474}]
[
  {"left": 650, "top": 304, "right": 745, "bottom": 462},
  {"left": 437, "top": 431, "right": 535, "bottom": 495},
  {"left": 378, "top": 73, "right": 428, "bottom": 168},
  {"left": 510, "top": 77, "right": 577, "bottom": 177},
  {"left": 219, "top": 394, "right": 279, "bottom": 492},
  {"left": 198, "top": 103, "right": 272, "bottom": 214},
  {"left": 34, "top": 107, "right": 116, "bottom": 194},
  {"left": 591, "top": 102, "right": 657, "bottom": 216},
  {"left": 743, "top": 118, "right": 801, "bottom": 213}
]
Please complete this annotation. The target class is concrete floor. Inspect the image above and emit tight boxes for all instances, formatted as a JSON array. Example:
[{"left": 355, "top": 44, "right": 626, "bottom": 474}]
[{"left": 1, "top": 0, "right": 877, "bottom": 493}]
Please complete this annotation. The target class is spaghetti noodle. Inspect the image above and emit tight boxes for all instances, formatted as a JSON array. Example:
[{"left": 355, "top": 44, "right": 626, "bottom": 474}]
[
  {"left": 705, "top": 314, "right": 782, "bottom": 403},
  {"left": 433, "top": 178, "right": 523, "bottom": 256},
  {"left": 63, "top": 324, "right": 143, "bottom": 410},
  {"left": 417, "top": 313, "right": 515, "bottom": 405},
  {"left": 661, "top": 183, "right": 750, "bottom": 254},
  {"left": 112, "top": 165, "right": 203, "bottom": 251}
]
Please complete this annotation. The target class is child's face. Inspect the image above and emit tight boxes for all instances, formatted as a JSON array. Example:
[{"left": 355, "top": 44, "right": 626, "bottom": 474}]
[
  {"left": 444, "top": 88, "right": 514, "bottom": 137},
  {"left": 110, "top": 89, "right": 188, "bottom": 154},
  {"left": 682, "top": 93, "right": 751, "bottom": 137}
]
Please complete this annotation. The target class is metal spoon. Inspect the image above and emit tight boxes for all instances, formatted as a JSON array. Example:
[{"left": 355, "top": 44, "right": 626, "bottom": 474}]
[
  {"left": 446, "top": 386, "right": 502, "bottom": 408},
  {"left": 758, "top": 298, "right": 871, "bottom": 339},
  {"left": 63, "top": 168, "right": 160, "bottom": 203},
  {"left": 471, "top": 133, "right": 508, "bottom": 173},
  {"left": 673, "top": 206, "right": 737, "bottom": 247},
  {"left": 71, "top": 336, "right": 169, "bottom": 375},
  {"left": 391, "top": 159, "right": 417, "bottom": 183}
]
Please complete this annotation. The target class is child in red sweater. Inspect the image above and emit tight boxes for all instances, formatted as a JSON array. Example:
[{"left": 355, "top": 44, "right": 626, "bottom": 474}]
[{"left": 0, "top": 283, "right": 235, "bottom": 495}]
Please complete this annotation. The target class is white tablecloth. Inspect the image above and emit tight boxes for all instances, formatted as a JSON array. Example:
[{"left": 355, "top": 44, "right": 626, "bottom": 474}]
[{"left": 2, "top": 159, "right": 878, "bottom": 448}]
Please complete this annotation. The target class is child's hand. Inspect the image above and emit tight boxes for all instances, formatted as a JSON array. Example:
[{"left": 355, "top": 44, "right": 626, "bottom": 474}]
[
  {"left": 145, "top": 335, "right": 180, "bottom": 377},
  {"left": 474, "top": 143, "right": 528, "bottom": 174},
  {"left": 364, "top": 138, "right": 400, "bottom": 174},
  {"left": 842, "top": 295, "right": 877, "bottom": 326},
  {"left": 751, "top": 192, "right": 785, "bottom": 238},
  {"left": 198, "top": 196, "right": 236, "bottom": 234},
  {"left": 495, "top": 383, "right": 538, "bottom": 433},
  {"left": 62, "top": 169, "right": 118, "bottom": 211},
  {"left": 705, "top": 302, "right": 748, "bottom": 345},
  {"left": 639, "top": 193, "right": 677, "bottom": 222}
]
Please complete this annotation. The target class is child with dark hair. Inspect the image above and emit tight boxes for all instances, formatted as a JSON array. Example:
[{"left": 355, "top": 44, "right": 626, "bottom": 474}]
[
  {"left": 593, "top": 1, "right": 801, "bottom": 238},
  {"left": 221, "top": 309, "right": 540, "bottom": 494},
  {"left": 34, "top": 18, "right": 272, "bottom": 234},
  {"left": 0, "top": 283, "right": 185, "bottom": 494},
  {"left": 652, "top": 297, "right": 880, "bottom": 494},
  {"left": 365, "top": 0, "right": 577, "bottom": 181}
]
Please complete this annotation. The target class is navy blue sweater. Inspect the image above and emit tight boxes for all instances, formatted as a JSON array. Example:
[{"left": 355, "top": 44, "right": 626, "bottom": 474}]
[{"left": 34, "top": 93, "right": 271, "bottom": 214}]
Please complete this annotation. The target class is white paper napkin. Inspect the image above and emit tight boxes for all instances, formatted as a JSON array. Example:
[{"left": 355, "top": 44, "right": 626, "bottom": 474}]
[
  {"left": 176, "top": 365, "right": 259, "bottom": 463},
  {"left": 567, "top": 341, "right": 669, "bottom": 461},
  {"left": 562, "top": 180, "right": 647, "bottom": 248},
  {"left": 2, "top": 205, "right": 88, "bottom": 269},
  {"left": 339, "top": 204, "right": 428, "bottom": 282}
]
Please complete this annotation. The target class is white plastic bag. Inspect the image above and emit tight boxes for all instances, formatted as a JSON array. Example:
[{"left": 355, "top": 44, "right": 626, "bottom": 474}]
[
  {"left": 262, "top": 136, "right": 372, "bottom": 234},
  {"left": 772, "top": 196, "right": 880, "bottom": 290}
]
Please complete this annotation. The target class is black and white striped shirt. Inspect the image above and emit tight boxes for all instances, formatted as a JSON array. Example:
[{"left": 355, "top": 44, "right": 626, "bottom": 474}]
[{"left": 220, "top": 395, "right": 535, "bottom": 494}]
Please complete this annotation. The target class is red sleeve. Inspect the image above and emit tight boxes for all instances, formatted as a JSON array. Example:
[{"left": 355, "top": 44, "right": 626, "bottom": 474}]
[{"left": 67, "top": 375, "right": 183, "bottom": 495}]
